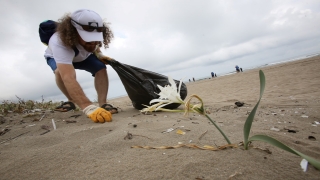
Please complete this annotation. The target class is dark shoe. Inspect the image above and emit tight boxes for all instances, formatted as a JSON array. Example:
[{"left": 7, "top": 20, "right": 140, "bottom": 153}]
[
  {"left": 101, "top": 104, "right": 118, "bottom": 114},
  {"left": 55, "top": 102, "right": 76, "bottom": 112}
]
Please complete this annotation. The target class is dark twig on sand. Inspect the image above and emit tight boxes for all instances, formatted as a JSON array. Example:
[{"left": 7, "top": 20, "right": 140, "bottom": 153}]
[
  {"left": 0, "top": 128, "right": 11, "bottom": 136},
  {"left": 65, "top": 120, "right": 77, "bottom": 123},
  {"left": 40, "top": 130, "right": 50, "bottom": 135},
  {"left": 40, "top": 125, "right": 50, "bottom": 135},
  {"left": 198, "top": 130, "right": 208, "bottom": 142},
  {"left": 0, "top": 131, "right": 30, "bottom": 144},
  {"left": 124, "top": 131, "right": 153, "bottom": 140}
]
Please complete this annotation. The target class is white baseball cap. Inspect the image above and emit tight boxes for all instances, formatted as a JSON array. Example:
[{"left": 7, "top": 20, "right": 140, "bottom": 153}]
[{"left": 71, "top": 9, "right": 104, "bottom": 42}]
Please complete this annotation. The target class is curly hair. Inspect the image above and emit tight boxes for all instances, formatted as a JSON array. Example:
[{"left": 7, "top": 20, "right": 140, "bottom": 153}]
[{"left": 56, "top": 13, "right": 114, "bottom": 49}]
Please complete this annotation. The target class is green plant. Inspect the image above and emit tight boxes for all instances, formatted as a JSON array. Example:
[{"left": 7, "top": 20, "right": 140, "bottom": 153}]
[
  {"left": 141, "top": 72, "right": 320, "bottom": 170},
  {"left": 243, "top": 70, "right": 320, "bottom": 170},
  {"left": 140, "top": 77, "right": 231, "bottom": 144}
]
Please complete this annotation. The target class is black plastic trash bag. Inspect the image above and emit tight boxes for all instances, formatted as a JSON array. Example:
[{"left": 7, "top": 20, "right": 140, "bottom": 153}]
[{"left": 107, "top": 59, "right": 187, "bottom": 110}]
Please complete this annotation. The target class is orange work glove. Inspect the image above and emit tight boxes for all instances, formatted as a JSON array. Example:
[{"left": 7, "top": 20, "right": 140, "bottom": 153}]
[{"left": 83, "top": 105, "right": 112, "bottom": 123}]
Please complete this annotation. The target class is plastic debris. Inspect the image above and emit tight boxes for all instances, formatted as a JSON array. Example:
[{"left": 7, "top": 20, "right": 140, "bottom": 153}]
[
  {"left": 176, "top": 129, "right": 186, "bottom": 135},
  {"left": 52, "top": 119, "right": 56, "bottom": 130},
  {"left": 270, "top": 127, "right": 280, "bottom": 132},
  {"left": 300, "top": 159, "right": 308, "bottom": 172},
  {"left": 301, "top": 115, "right": 308, "bottom": 118},
  {"left": 162, "top": 128, "right": 174, "bottom": 133}
]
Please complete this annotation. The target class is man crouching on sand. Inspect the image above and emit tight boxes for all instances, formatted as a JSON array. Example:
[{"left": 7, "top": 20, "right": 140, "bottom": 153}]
[{"left": 44, "top": 9, "right": 118, "bottom": 123}]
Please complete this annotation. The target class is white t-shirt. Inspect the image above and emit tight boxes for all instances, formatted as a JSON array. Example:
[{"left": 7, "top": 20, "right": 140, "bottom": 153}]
[{"left": 44, "top": 32, "right": 92, "bottom": 64}]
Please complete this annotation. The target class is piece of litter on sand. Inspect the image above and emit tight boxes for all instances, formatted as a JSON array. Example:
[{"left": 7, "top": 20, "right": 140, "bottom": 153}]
[
  {"left": 228, "top": 171, "right": 242, "bottom": 179},
  {"left": 52, "top": 119, "right": 56, "bottom": 130},
  {"left": 176, "top": 129, "right": 186, "bottom": 135},
  {"left": 162, "top": 128, "right": 174, "bottom": 133},
  {"left": 314, "top": 121, "right": 320, "bottom": 125},
  {"left": 300, "top": 159, "right": 308, "bottom": 172},
  {"left": 39, "top": 113, "right": 46, "bottom": 121},
  {"left": 301, "top": 115, "right": 308, "bottom": 118},
  {"left": 270, "top": 127, "right": 280, "bottom": 132}
]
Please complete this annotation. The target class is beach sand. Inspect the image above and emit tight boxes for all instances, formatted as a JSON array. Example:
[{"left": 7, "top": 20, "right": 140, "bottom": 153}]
[{"left": 1, "top": 56, "right": 320, "bottom": 179}]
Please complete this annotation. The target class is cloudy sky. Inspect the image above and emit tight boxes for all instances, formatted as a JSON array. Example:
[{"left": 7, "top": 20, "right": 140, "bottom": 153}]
[{"left": 1, "top": 0, "right": 320, "bottom": 102}]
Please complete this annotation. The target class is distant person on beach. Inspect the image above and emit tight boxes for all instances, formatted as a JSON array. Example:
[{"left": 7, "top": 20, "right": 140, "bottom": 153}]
[
  {"left": 240, "top": 68, "right": 243, "bottom": 72},
  {"left": 215, "top": 73, "right": 217, "bottom": 77},
  {"left": 193, "top": 77, "right": 195, "bottom": 82},
  {"left": 43, "top": 9, "right": 117, "bottom": 123},
  {"left": 235, "top": 65, "right": 240, "bottom": 73},
  {"left": 211, "top": 72, "right": 215, "bottom": 78}
]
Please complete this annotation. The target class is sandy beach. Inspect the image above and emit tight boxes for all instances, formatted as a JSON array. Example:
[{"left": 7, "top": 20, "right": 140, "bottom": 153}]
[{"left": 1, "top": 56, "right": 320, "bottom": 179}]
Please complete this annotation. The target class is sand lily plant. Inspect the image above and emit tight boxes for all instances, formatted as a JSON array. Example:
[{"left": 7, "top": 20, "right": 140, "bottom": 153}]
[
  {"left": 141, "top": 76, "right": 185, "bottom": 112},
  {"left": 141, "top": 72, "right": 320, "bottom": 171},
  {"left": 243, "top": 70, "right": 320, "bottom": 170},
  {"left": 141, "top": 76, "right": 232, "bottom": 145}
]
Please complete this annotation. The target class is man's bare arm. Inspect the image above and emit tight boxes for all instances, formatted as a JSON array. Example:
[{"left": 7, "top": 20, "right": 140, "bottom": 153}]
[{"left": 57, "top": 63, "right": 92, "bottom": 109}]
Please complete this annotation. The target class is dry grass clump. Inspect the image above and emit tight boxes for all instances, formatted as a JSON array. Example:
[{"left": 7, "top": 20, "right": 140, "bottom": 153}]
[{"left": 0, "top": 96, "right": 65, "bottom": 115}]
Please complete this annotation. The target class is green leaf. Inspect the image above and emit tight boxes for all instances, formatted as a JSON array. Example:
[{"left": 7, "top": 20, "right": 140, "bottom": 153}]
[
  {"left": 243, "top": 70, "right": 265, "bottom": 148},
  {"left": 205, "top": 114, "right": 231, "bottom": 144},
  {"left": 249, "top": 135, "right": 320, "bottom": 170},
  {"left": 243, "top": 70, "right": 320, "bottom": 170}
]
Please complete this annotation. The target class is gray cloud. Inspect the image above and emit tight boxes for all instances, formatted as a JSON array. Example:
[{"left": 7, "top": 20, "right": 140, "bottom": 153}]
[{"left": 1, "top": 0, "right": 320, "bottom": 102}]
